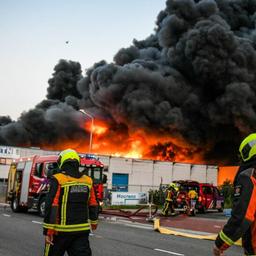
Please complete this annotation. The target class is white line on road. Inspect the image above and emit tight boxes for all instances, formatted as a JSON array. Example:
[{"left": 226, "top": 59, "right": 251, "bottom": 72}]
[
  {"left": 124, "top": 223, "right": 153, "bottom": 230},
  {"left": 32, "top": 220, "right": 42, "bottom": 224},
  {"left": 154, "top": 248, "right": 185, "bottom": 255},
  {"left": 214, "top": 225, "right": 221, "bottom": 228},
  {"left": 2, "top": 214, "right": 10, "bottom": 217}
]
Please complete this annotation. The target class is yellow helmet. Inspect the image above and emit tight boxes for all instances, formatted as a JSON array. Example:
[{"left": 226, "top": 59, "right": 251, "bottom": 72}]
[
  {"left": 169, "top": 182, "right": 179, "bottom": 191},
  {"left": 239, "top": 133, "right": 256, "bottom": 162},
  {"left": 57, "top": 149, "right": 80, "bottom": 168}
]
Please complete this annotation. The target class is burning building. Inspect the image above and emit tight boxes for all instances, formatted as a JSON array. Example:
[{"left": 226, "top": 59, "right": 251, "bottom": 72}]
[{"left": 1, "top": 0, "right": 256, "bottom": 165}]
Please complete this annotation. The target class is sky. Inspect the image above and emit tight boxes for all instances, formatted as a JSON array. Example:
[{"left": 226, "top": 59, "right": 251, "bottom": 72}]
[{"left": 0, "top": 0, "right": 166, "bottom": 120}]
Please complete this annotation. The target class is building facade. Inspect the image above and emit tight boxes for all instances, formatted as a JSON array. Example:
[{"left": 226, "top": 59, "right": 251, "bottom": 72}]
[
  {"left": 0, "top": 146, "right": 218, "bottom": 192},
  {"left": 99, "top": 155, "right": 218, "bottom": 192}
]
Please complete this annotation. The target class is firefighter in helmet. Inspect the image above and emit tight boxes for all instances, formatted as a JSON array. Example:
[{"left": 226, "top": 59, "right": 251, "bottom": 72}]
[
  {"left": 162, "top": 182, "right": 179, "bottom": 216},
  {"left": 187, "top": 188, "right": 198, "bottom": 216},
  {"left": 43, "top": 149, "right": 98, "bottom": 256},
  {"left": 213, "top": 134, "right": 256, "bottom": 256}
]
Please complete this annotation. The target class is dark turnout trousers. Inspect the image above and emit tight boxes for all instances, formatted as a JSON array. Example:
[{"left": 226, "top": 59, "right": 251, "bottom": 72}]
[{"left": 44, "top": 233, "right": 92, "bottom": 256}]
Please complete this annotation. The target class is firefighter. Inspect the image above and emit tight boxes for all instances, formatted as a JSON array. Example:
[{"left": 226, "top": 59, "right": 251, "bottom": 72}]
[
  {"left": 187, "top": 188, "right": 198, "bottom": 216},
  {"left": 213, "top": 133, "right": 256, "bottom": 256},
  {"left": 162, "top": 182, "right": 178, "bottom": 216},
  {"left": 43, "top": 149, "right": 98, "bottom": 256}
]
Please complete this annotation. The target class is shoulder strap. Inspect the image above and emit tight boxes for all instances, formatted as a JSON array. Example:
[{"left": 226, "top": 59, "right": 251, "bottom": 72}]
[
  {"left": 54, "top": 173, "right": 69, "bottom": 185},
  {"left": 53, "top": 173, "right": 93, "bottom": 186}
]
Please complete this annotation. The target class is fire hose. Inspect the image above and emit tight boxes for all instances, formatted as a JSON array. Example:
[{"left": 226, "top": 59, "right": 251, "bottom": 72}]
[{"left": 101, "top": 204, "right": 158, "bottom": 220}]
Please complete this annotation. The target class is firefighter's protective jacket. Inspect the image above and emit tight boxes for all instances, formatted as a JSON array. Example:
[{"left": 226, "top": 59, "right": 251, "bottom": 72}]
[
  {"left": 215, "top": 165, "right": 256, "bottom": 255},
  {"left": 188, "top": 190, "right": 198, "bottom": 199},
  {"left": 43, "top": 172, "right": 98, "bottom": 235},
  {"left": 165, "top": 188, "right": 176, "bottom": 202}
]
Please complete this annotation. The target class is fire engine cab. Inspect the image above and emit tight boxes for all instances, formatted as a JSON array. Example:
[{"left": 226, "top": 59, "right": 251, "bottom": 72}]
[{"left": 6, "top": 154, "right": 106, "bottom": 216}]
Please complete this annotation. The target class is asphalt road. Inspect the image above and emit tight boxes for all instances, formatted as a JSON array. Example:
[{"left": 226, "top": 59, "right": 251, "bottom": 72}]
[
  {"left": 0, "top": 209, "right": 243, "bottom": 256},
  {"left": 194, "top": 210, "right": 230, "bottom": 220}
]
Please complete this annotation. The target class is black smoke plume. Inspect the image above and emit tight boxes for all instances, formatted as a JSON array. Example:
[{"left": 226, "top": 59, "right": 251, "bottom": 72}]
[{"left": 2, "top": 0, "right": 256, "bottom": 164}]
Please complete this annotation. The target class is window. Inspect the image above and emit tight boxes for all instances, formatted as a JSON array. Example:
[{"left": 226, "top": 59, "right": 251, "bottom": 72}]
[
  {"left": 188, "top": 185, "right": 199, "bottom": 193},
  {"left": 79, "top": 167, "right": 103, "bottom": 183},
  {"left": 0, "top": 158, "right": 6, "bottom": 164},
  {"left": 203, "top": 186, "right": 213, "bottom": 195},
  {"left": 213, "top": 187, "right": 220, "bottom": 197},
  {"left": 17, "top": 161, "right": 25, "bottom": 170},
  {"left": 44, "top": 162, "right": 58, "bottom": 177},
  {"left": 79, "top": 167, "right": 92, "bottom": 177},
  {"left": 34, "top": 163, "right": 43, "bottom": 178},
  {"left": 79, "top": 166, "right": 87, "bottom": 174},
  {"left": 6, "top": 159, "right": 12, "bottom": 165},
  {"left": 181, "top": 184, "right": 199, "bottom": 193},
  {"left": 93, "top": 167, "right": 102, "bottom": 181}
]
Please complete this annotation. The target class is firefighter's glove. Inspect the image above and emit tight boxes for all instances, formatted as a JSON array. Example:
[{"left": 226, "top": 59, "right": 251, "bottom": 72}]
[
  {"left": 45, "top": 234, "right": 54, "bottom": 245},
  {"left": 45, "top": 229, "right": 57, "bottom": 245},
  {"left": 91, "top": 223, "right": 98, "bottom": 231}
]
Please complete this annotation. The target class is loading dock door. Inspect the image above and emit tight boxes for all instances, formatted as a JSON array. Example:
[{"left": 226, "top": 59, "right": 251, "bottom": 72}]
[{"left": 112, "top": 173, "right": 128, "bottom": 192}]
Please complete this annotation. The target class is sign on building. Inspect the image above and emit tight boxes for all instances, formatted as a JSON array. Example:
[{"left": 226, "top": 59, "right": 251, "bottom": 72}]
[
  {"left": 111, "top": 192, "right": 147, "bottom": 205},
  {"left": 0, "top": 146, "right": 20, "bottom": 159}
]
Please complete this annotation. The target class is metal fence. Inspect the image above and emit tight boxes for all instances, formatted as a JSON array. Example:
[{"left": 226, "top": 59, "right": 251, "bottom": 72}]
[{"left": 0, "top": 181, "right": 7, "bottom": 203}]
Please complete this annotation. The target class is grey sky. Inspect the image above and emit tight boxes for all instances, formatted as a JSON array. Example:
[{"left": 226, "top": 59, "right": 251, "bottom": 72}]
[{"left": 0, "top": 0, "right": 165, "bottom": 120}]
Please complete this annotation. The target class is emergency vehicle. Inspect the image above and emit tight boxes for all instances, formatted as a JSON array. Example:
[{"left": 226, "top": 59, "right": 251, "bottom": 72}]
[
  {"left": 174, "top": 180, "right": 224, "bottom": 214},
  {"left": 6, "top": 154, "right": 106, "bottom": 216}
]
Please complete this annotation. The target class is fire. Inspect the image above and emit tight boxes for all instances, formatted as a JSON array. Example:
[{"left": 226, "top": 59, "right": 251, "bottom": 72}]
[
  {"left": 124, "top": 135, "right": 144, "bottom": 158},
  {"left": 93, "top": 125, "right": 107, "bottom": 135},
  {"left": 116, "top": 139, "right": 143, "bottom": 159},
  {"left": 84, "top": 120, "right": 108, "bottom": 135},
  {"left": 43, "top": 117, "right": 206, "bottom": 164}
]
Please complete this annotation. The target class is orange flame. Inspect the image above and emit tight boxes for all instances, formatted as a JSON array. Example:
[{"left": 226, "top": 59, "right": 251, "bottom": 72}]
[
  {"left": 42, "top": 117, "right": 206, "bottom": 164},
  {"left": 84, "top": 120, "right": 108, "bottom": 136}
]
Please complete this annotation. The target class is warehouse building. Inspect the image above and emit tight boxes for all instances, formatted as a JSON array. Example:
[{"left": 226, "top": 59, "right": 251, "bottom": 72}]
[{"left": 0, "top": 146, "right": 218, "bottom": 192}]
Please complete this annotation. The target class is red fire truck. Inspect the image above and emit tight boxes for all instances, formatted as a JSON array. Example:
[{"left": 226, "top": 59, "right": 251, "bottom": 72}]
[
  {"left": 174, "top": 180, "right": 224, "bottom": 215},
  {"left": 6, "top": 154, "right": 106, "bottom": 216}
]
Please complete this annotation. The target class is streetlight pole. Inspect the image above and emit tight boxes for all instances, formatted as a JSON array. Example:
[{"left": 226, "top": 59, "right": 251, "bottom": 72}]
[{"left": 79, "top": 109, "right": 94, "bottom": 153}]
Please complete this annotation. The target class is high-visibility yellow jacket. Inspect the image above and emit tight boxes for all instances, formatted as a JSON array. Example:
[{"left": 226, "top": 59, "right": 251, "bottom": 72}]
[
  {"left": 188, "top": 190, "right": 198, "bottom": 200},
  {"left": 165, "top": 188, "right": 176, "bottom": 202},
  {"left": 215, "top": 166, "right": 256, "bottom": 255},
  {"left": 43, "top": 173, "right": 98, "bottom": 235}
]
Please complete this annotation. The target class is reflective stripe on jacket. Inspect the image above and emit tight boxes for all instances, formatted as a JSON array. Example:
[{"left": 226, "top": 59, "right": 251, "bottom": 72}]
[
  {"left": 43, "top": 173, "right": 98, "bottom": 234},
  {"left": 215, "top": 167, "right": 256, "bottom": 255},
  {"left": 165, "top": 189, "right": 176, "bottom": 201}
]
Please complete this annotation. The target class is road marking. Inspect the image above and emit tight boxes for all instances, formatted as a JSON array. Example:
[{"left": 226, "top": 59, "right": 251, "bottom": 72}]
[
  {"left": 2, "top": 214, "right": 10, "bottom": 217},
  {"left": 124, "top": 223, "right": 153, "bottom": 230},
  {"left": 32, "top": 220, "right": 42, "bottom": 224},
  {"left": 154, "top": 248, "right": 185, "bottom": 255},
  {"left": 214, "top": 225, "right": 221, "bottom": 228}
]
